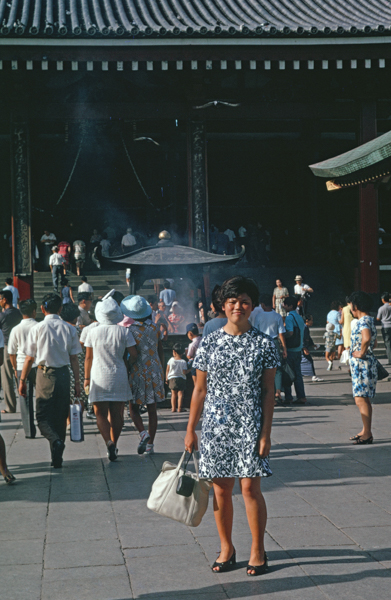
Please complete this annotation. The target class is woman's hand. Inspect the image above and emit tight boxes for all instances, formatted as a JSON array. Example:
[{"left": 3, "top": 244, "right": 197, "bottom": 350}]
[
  {"left": 184, "top": 430, "right": 198, "bottom": 452},
  {"left": 352, "top": 351, "right": 365, "bottom": 359},
  {"left": 259, "top": 435, "right": 271, "bottom": 458}
]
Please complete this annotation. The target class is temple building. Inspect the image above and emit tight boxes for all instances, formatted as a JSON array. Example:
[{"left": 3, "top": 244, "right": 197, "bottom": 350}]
[{"left": 1, "top": 0, "right": 391, "bottom": 297}]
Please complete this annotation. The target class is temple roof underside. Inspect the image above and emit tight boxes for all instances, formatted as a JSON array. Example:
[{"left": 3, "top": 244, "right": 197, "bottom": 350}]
[{"left": 0, "top": 0, "right": 390, "bottom": 40}]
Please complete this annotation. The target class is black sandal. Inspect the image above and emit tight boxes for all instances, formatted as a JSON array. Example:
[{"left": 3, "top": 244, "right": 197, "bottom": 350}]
[
  {"left": 247, "top": 552, "right": 269, "bottom": 577},
  {"left": 353, "top": 436, "right": 373, "bottom": 445},
  {"left": 4, "top": 472, "right": 16, "bottom": 485},
  {"left": 212, "top": 548, "right": 236, "bottom": 573},
  {"left": 349, "top": 434, "right": 361, "bottom": 441}
]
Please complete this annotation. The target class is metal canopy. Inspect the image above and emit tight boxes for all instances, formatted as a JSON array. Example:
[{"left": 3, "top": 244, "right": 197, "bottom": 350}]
[
  {"left": 309, "top": 130, "right": 391, "bottom": 191},
  {"left": 107, "top": 244, "right": 245, "bottom": 266}
]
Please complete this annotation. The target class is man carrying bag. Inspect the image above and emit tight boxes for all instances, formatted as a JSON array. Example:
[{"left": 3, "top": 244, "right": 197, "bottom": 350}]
[{"left": 282, "top": 296, "right": 307, "bottom": 405}]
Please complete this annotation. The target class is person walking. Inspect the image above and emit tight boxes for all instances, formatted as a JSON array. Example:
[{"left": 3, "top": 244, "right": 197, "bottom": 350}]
[
  {"left": 72, "top": 239, "right": 86, "bottom": 276},
  {"left": 376, "top": 292, "right": 391, "bottom": 365},
  {"left": 60, "top": 303, "right": 89, "bottom": 411},
  {"left": 0, "top": 337, "right": 13, "bottom": 483},
  {"left": 250, "top": 293, "right": 287, "bottom": 404},
  {"left": 294, "top": 275, "right": 313, "bottom": 313},
  {"left": 3, "top": 277, "right": 19, "bottom": 308},
  {"left": 49, "top": 246, "right": 65, "bottom": 292},
  {"left": 166, "top": 343, "right": 188, "bottom": 412},
  {"left": 272, "top": 279, "right": 289, "bottom": 320},
  {"left": 282, "top": 296, "right": 307, "bottom": 405},
  {"left": 121, "top": 228, "right": 137, "bottom": 253},
  {"left": 327, "top": 301, "right": 344, "bottom": 361},
  {"left": 185, "top": 276, "right": 278, "bottom": 576},
  {"left": 0, "top": 290, "right": 22, "bottom": 413},
  {"left": 349, "top": 291, "right": 378, "bottom": 445},
  {"left": 61, "top": 278, "right": 74, "bottom": 305},
  {"left": 159, "top": 281, "right": 176, "bottom": 311},
  {"left": 121, "top": 296, "right": 165, "bottom": 456},
  {"left": 84, "top": 297, "right": 137, "bottom": 461},
  {"left": 78, "top": 276, "right": 94, "bottom": 298},
  {"left": 302, "top": 315, "right": 323, "bottom": 382},
  {"left": 340, "top": 296, "right": 354, "bottom": 350},
  {"left": 8, "top": 300, "right": 38, "bottom": 438},
  {"left": 77, "top": 293, "right": 92, "bottom": 329},
  {"left": 40, "top": 230, "right": 57, "bottom": 271},
  {"left": 19, "top": 293, "right": 82, "bottom": 468}
]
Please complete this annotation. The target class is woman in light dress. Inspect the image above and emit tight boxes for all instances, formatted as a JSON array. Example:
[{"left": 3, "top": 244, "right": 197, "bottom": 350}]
[
  {"left": 348, "top": 291, "right": 377, "bottom": 445},
  {"left": 84, "top": 297, "right": 137, "bottom": 461},
  {"left": 340, "top": 296, "right": 354, "bottom": 349},
  {"left": 272, "top": 279, "right": 289, "bottom": 320}
]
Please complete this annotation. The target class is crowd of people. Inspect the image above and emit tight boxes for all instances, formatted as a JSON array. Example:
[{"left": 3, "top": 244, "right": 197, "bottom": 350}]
[{"left": 0, "top": 272, "right": 384, "bottom": 577}]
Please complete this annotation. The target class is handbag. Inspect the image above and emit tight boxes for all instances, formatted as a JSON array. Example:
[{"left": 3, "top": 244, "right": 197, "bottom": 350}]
[
  {"left": 285, "top": 313, "right": 302, "bottom": 349},
  {"left": 69, "top": 399, "right": 84, "bottom": 442},
  {"left": 147, "top": 451, "right": 212, "bottom": 527},
  {"left": 340, "top": 349, "right": 350, "bottom": 365},
  {"left": 281, "top": 361, "right": 296, "bottom": 386},
  {"left": 376, "top": 359, "right": 389, "bottom": 381}
]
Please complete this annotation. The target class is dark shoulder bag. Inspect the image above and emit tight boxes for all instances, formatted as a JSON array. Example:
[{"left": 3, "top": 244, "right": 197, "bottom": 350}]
[{"left": 285, "top": 313, "right": 302, "bottom": 349}]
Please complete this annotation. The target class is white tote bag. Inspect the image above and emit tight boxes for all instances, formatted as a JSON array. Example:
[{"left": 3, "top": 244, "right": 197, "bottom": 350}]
[
  {"left": 147, "top": 451, "right": 212, "bottom": 527},
  {"left": 69, "top": 400, "right": 84, "bottom": 443},
  {"left": 340, "top": 349, "right": 350, "bottom": 366}
]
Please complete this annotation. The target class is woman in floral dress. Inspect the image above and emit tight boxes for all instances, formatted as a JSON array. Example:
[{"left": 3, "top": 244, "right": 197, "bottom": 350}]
[
  {"left": 121, "top": 296, "right": 165, "bottom": 456},
  {"left": 185, "top": 276, "right": 279, "bottom": 577},
  {"left": 272, "top": 279, "right": 289, "bottom": 320},
  {"left": 349, "top": 291, "right": 377, "bottom": 445}
]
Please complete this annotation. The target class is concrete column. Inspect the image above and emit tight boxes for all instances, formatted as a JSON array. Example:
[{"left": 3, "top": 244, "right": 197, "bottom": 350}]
[
  {"left": 187, "top": 121, "right": 209, "bottom": 251},
  {"left": 11, "top": 120, "right": 33, "bottom": 299},
  {"left": 359, "top": 101, "right": 379, "bottom": 294}
]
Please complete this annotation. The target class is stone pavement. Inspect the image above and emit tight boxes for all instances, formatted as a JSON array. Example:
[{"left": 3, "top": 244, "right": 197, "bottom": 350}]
[{"left": 1, "top": 359, "right": 391, "bottom": 600}]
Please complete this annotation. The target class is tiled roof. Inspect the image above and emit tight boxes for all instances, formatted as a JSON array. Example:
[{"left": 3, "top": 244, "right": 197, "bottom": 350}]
[{"left": 0, "top": 0, "right": 390, "bottom": 39}]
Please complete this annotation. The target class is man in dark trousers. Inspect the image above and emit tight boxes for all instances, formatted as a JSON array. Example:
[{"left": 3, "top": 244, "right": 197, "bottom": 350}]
[
  {"left": 0, "top": 290, "right": 22, "bottom": 413},
  {"left": 8, "top": 299, "right": 39, "bottom": 438},
  {"left": 19, "top": 293, "right": 81, "bottom": 468}
]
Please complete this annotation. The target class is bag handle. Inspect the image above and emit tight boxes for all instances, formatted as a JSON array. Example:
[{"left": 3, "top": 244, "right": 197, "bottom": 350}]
[{"left": 176, "top": 450, "right": 200, "bottom": 480}]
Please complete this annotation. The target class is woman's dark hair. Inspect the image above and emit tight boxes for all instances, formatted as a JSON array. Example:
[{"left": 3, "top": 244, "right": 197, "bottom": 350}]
[
  {"left": 211, "top": 284, "right": 223, "bottom": 313},
  {"left": 348, "top": 291, "right": 374, "bottom": 313},
  {"left": 218, "top": 276, "right": 259, "bottom": 307},
  {"left": 42, "top": 293, "right": 62, "bottom": 314},
  {"left": 283, "top": 296, "right": 298, "bottom": 310},
  {"left": 60, "top": 303, "right": 80, "bottom": 324},
  {"left": 173, "top": 343, "right": 183, "bottom": 355},
  {"left": 112, "top": 291, "right": 124, "bottom": 306},
  {"left": 62, "top": 278, "right": 69, "bottom": 286},
  {"left": 381, "top": 292, "right": 390, "bottom": 302},
  {"left": 330, "top": 300, "right": 341, "bottom": 311}
]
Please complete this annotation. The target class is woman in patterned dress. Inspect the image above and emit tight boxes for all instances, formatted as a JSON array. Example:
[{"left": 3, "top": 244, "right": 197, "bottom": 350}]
[
  {"left": 185, "top": 276, "right": 279, "bottom": 576},
  {"left": 349, "top": 291, "right": 377, "bottom": 445},
  {"left": 60, "top": 303, "right": 88, "bottom": 408},
  {"left": 121, "top": 296, "right": 165, "bottom": 456},
  {"left": 272, "top": 279, "right": 289, "bottom": 320}
]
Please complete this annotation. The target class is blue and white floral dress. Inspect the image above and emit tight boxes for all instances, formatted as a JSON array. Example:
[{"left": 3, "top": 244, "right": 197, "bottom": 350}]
[
  {"left": 193, "top": 326, "right": 279, "bottom": 479},
  {"left": 349, "top": 316, "right": 377, "bottom": 398}
]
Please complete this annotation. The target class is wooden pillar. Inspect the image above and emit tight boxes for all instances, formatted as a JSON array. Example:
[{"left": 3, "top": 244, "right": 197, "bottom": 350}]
[
  {"left": 359, "top": 102, "right": 379, "bottom": 293},
  {"left": 11, "top": 121, "right": 33, "bottom": 300},
  {"left": 187, "top": 121, "right": 209, "bottom": 250}
]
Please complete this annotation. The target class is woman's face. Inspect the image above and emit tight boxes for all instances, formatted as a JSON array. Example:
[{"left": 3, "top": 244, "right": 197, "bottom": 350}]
[
  {"left": 223, "top": 293, "right": 253, "bottom": 325},
  {"left": 276, "top": 279, "right": 282, "bottom": 287}
]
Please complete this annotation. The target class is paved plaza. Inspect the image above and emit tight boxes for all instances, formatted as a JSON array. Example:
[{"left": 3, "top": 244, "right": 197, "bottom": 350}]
[{"left": 1, "top": 360, "right": 391, "bottom": 600}]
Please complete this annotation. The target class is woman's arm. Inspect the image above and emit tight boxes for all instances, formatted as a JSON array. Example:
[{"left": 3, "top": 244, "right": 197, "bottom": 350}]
[
  {"left": 340, "top": 311, "right": 344, "bottom": 326},
  {"left": 84, "top": 347, "right": 93, "bottom": 389},
  {"left": 157, "top": 339, "right": 164, "bottom": 366},
  {"left": 259, "top": 367, "right": 276, "bottom": 458},
  {"left": 184, "top": 370, "right": 207, "bottom": 452},
  {"left": 70, "top": 287, "right": 74, "bottom": 303},
  {"left": 166, "top": 363, "right": 170, "bottom": 382},
  {"left": 272, "top": 293, "right": 276, "bottom": 309},
  {"left": 352, "top": 328, "right": 371, "bottom": 359}
]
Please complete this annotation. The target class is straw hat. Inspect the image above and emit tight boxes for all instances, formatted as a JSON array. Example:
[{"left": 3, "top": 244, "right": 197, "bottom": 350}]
[{"left": 295, "top": 275, "right": 303, "bottom": 281}]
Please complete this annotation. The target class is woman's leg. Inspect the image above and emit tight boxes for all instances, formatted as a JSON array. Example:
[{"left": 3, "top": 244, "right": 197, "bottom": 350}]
[
  {"left": 94, "top": 402, "right": 111, "bottom": 443},
  {"left": 177, "top": 391, "right": 184, "bottom": 412},
  {"left": 128, "top": 403, "right": 144, "bottom": 434},
  {"left": 240, "top": 477, "right": 267, "bottom": 572},
  {"left": 108, "top": 402, "right": 125, "bottom": 445},
  {"left": 354, "top": 396, "right": 372, "bottom": 438},
  {"left": 337, "top": 345, "right": 343, "bottom": 359},
  {"left": 0, "top": 434, "right": 10, "bottom": 477},
  {"left": 171, "top": 390, "right": 177, "bottom": 412},
  {"left": 147, "top": 403, "right": 158, "bottom": 443},
  {"left": 212, "top": 478, "right": 235, "bottom": 569}
]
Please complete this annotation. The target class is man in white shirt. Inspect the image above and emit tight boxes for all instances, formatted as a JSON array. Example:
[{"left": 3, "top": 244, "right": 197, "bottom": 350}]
[
  {"left": 77, "top": 292, "right": 93, "bottom": 329},
  {"left": 8, "top": 299, "right": 38, "bottom": 438},
  {"left": 19, "top": 293, "right": 82, "bottom": 468},
  {"left": 159, "top": 281, "right": 176, "bottom": 310},
  {"left": 100, "top": 233, "right": 111, "bottom": 258},
  {"left": 49, "top": 246, "right": 65, "bottom": 293},
  {"left": 294, "top": 275, "right": 313, "bottom": 313},
  {"left": 121, "top": 228, "right": 137, "bottom": 253},
  {"left": 251, "top": 294, "right": 287, "bottom": 403},
  {"left": 3, "top": 277, "right": 19, "bottom": 308},
  {"left": 78, "top": 276, "right": 94, "bottom": 298},
  {"left": 40, "top": 230, "right": 57, "bottom": 271}
]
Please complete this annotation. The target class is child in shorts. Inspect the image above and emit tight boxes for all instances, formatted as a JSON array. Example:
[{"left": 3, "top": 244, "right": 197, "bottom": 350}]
[
  {"left": 324, "top": 322, "right": 341, "bottom": 371},
  {"left": 166, "top": 343, "right": 189, "bottom": 412}
]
